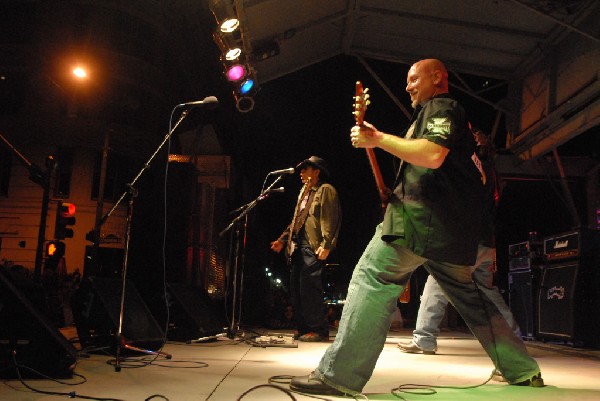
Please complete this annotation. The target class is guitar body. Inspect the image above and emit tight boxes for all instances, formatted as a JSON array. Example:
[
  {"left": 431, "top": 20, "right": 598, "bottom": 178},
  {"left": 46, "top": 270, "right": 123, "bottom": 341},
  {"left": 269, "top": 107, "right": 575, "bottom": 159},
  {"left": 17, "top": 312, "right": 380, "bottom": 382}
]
[
  {"left": 354, "top": 81, "right": 410, "bottom": 302},
  {"left": 399, "top": 280, "right": 411, "bottom": 303}
]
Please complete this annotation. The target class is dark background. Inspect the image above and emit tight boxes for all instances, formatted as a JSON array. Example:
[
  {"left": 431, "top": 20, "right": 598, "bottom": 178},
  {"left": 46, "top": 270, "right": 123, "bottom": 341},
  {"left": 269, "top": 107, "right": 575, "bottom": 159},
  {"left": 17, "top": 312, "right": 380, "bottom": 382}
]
[
  {"left": 1, "top": 2, "right": 596, "bottom": 329},
  {"left": 129, "top": 55, "right": 592, "bottom": 326}
]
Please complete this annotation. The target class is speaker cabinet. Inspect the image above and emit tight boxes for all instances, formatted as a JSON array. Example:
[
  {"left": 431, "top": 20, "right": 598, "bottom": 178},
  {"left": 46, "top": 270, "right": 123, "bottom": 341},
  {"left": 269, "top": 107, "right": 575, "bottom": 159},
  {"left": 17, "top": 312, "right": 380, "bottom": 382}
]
[
  {"left": 71, "top": 277, "right": 164, "bottom": 353},
  {"left": 149, "top": 283, "right": 223, "bottom": 342},
  {"left": 0, "top": 268, "right": 77, "bottom": 379},
  {"left": 537, "top": 262, "right": 600, "bottom": 347},
  {"left": 508, "top": 269, "right": 539, "bottom": 339}
]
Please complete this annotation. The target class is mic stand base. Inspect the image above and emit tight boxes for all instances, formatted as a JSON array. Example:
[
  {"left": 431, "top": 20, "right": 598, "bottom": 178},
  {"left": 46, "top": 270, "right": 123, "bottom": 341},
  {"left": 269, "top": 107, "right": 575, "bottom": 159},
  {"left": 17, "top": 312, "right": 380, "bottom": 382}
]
[
  {"left": 188, "top": 327, "right": 266, "bottom": 348},
  {"left": 109, "top": 335, "right": 172, "bottom": 372},
  {"left": 121, "top": 343, "right": 172, "bottom": 359}
]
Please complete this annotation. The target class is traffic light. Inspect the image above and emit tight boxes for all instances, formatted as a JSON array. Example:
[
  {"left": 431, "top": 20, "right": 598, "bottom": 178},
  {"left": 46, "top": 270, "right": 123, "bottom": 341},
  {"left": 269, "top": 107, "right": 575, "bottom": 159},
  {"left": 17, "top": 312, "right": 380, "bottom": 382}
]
[
  {"left": 45, "top": 240, "right": 65, "bottom": 270},
  {"left": 54, "top": 202, "right": 76, "bottom": 240},
  {"left": 46, "top": 240, "right": 66, "bottom": 259}
]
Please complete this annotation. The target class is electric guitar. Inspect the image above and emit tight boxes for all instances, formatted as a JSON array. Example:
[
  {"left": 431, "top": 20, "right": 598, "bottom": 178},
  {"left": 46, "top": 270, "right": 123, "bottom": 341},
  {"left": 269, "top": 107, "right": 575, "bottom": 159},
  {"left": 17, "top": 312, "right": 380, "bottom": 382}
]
[
  {"left": 353, "top": 81, "right": 410, "bottom": 303},
  {"left": 353, "top": 81, "right": 390, "bottom": 210}
]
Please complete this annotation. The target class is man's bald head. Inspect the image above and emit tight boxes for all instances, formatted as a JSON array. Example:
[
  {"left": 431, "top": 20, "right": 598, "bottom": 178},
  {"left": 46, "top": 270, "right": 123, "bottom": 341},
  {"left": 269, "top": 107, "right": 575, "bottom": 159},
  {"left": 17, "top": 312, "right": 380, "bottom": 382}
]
[{"left": 406, "top": 59, "right": 449, "bottom": 108}]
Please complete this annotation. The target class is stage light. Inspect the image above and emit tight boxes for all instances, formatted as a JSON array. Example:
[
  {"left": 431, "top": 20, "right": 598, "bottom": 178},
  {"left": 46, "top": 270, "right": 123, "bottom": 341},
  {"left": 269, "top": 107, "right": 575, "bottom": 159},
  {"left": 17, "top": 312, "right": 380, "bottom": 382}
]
[
  {"left": 209, "top": 0, "right": 261, "bottom": 113},
  {"left": 212, "top": 31, "right": 242, "bottom": 61},
  {"left": 220, "top": 18, "right": 239, "bottom": 33},
  {"left": 209, "top": 0, "right": 239, "bottom": 33},
  {"left": 239, "top": 78, "right": 254, "bottom": 95},
  {"left": 235, "top": 94, "right": 255, "bottom": 113},
  {"left": 233, "top": 68, "right": 258, "bottom": 113},
  {"left": 225, "top": 47, "right": 241, "bottom": 61},
  {"left": 226, "top": 64, "right": 246, "bottom": 82},
  {"left": 236, "top": 67, "right": 257, "bottom": 94}
]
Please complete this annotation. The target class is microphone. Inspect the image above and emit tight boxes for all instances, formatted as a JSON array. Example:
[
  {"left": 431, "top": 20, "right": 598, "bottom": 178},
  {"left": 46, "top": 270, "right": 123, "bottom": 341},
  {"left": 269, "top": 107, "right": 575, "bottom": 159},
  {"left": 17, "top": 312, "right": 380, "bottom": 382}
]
[
  {"left": 177, "top": 96, "right": 219, "bottom": 109},
  {"left": 259, "top": 187, "right": 284, "bottom": 200},
  {"left": 268, "top": 167, "right": 295, "bottom": 175}
]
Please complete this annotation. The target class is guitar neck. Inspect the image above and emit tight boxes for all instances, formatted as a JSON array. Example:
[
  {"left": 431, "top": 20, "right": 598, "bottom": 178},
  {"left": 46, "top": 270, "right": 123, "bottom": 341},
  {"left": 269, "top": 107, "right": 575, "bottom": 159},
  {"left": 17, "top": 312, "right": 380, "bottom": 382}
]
[
  {"left": 365, "top": 148, "right": 388, "bottom": 209},
  {"left": 354, "top": 81, "right": 389, "bottom": 210}
]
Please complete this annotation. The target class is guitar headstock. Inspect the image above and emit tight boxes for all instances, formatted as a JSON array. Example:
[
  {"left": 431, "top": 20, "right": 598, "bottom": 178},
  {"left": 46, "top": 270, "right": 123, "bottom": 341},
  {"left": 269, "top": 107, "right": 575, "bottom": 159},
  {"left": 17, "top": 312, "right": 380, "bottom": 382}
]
[{"left": 353, "top": 81, "right": 370, "bottom": 126}]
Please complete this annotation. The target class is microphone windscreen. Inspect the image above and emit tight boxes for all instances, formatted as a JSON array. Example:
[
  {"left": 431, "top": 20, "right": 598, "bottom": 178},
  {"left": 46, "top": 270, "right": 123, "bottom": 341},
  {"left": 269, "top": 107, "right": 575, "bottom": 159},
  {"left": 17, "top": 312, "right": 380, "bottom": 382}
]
[{"left": 203, "top": 96, "right": 219, "bottom": 107}]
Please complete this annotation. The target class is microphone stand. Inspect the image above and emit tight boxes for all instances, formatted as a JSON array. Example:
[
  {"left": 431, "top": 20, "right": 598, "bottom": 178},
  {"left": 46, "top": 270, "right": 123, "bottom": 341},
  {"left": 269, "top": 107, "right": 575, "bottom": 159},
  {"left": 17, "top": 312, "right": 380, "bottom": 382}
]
[
  {"left": 190, "top": 175, "right": 286, "bottom": 346},
  {"left": 101, "top": 109, "right": 190, "bottom": 372},
  {"left": 0, "top": 132, "right": 54, "bottom": 281}
]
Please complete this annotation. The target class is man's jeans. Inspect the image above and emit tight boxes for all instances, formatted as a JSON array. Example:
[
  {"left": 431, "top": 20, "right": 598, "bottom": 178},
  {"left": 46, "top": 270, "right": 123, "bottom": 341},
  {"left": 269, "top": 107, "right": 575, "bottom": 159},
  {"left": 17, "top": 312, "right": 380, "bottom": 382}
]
[
  {"left": 289, "top": 246, "right": 328, "bottom": 337},
  {"left": 314, "top": 225, "right": 540, "bottom": 395},
  {"left": 413, "top": 244, "right": 522, "bottom": 351}
]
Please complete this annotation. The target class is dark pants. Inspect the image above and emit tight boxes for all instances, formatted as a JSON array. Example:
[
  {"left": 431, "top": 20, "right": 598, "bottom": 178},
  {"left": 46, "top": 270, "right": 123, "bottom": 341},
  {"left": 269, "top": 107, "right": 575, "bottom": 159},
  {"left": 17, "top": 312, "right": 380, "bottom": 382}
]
[{"left": 289, "top": 246, "right": 328, "bottom": 337}]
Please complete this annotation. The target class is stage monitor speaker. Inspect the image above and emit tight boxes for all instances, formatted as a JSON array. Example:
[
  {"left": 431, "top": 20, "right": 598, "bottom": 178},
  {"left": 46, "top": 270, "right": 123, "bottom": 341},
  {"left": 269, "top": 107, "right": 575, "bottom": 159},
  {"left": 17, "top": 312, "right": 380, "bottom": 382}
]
[
  {"left": 508, "top": 269, "right": 539, "bottom": 339},
  {"left": 71, "top": 277, "right": 165, "bottom": 353},
  {"left": 0, "top": 268, "right": 77, "bottom": 379},
  {"left": 152, "top": 283, "right": 223, "bottom": 342},
  {"left": 537, "top": 262, "right": 600, "bottom": 347}
]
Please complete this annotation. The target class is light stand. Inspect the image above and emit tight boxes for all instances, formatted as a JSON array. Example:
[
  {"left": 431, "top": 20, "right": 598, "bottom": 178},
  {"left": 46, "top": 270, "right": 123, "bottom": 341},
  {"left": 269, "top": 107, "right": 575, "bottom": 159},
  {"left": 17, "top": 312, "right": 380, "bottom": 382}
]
[
  {"left": 191, "top": 175, "right": 286, "bottom": 346},
  {"left": 100, "top": 109, "right": 191, "bottom": 371}
]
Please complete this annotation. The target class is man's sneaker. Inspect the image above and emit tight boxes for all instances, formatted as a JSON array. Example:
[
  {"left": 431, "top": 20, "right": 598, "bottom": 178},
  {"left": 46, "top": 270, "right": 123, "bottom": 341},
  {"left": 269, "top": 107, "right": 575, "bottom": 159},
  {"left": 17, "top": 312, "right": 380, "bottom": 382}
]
[
  {"left": 290, "top": 372, "right": 346, "bottom": 396},
  {"left": 513, "top": 373, "right": 544, "bottom": 387},
  {"left": 397, "top": 340, "right": 436, "bottom": 355},
  {"left": 492, "top": 369, "right": 507, "bottom": 382}
]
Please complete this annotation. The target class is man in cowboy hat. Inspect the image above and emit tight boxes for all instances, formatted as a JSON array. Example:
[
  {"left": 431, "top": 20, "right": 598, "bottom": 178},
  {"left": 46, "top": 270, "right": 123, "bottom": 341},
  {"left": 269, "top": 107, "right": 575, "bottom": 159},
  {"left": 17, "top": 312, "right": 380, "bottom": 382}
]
[{"left": 270, "top": 156, "right": 342, "bottom": 341}]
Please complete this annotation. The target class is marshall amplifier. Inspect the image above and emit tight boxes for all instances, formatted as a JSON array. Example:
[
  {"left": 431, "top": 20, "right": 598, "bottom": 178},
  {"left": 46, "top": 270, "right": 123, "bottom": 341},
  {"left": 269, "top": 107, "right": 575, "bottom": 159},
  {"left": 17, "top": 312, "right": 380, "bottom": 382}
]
[
  {"left": 543, "top": 229, "right": 600, "bottom": 263},
  {"left": 543, "top": 231, "right": 581, "bottom": 262},
  {"left": 508, "top": 240, "right": 543, "bottom": 271},
  {"left": 537, "top": 229, "right": 600, "bottom": 347}
]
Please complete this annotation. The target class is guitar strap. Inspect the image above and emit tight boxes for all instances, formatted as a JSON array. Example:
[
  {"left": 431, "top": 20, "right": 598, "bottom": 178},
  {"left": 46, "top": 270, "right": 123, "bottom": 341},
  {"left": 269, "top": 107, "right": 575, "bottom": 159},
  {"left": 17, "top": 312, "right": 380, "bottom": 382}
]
[{"left": 286, "top": 184, "right": 314, "bottom": 262}]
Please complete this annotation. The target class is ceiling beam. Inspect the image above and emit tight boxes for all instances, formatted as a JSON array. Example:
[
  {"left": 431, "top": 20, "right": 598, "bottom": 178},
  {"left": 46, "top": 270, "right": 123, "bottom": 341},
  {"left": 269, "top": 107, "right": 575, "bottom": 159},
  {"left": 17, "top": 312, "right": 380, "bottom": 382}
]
[
  {"left": 359, "top": 6, "right": 548, "bottom": 40},
  {"left": 509, "top": 80, "right": 600, "bottom": 160}
]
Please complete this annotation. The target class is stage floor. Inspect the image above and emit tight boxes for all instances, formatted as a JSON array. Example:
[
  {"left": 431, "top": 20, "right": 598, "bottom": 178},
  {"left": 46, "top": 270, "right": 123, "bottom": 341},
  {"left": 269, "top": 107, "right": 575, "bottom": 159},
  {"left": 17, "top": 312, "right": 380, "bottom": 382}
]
[{"left": 2, "top": 327, "right": 600, "bottom": 401}]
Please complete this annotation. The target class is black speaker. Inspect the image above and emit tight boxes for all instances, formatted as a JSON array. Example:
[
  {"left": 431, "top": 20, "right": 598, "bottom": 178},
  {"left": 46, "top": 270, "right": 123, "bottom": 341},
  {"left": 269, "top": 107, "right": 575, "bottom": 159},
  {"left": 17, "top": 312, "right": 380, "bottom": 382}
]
[
  {"left": 71, "top": 277, "right": 165, "bottom": 353},
  {"left": 0, "top": 268, "right": 77, "bottom": 379},
  {"left": 508, "top": 269, "right": 540, "bottom": 339},
  {"left": 152, "top": 283, "right": 223, "bottom": 342},
  {"left": 537, "top": 262, "right": 600, "bottom": 347}
]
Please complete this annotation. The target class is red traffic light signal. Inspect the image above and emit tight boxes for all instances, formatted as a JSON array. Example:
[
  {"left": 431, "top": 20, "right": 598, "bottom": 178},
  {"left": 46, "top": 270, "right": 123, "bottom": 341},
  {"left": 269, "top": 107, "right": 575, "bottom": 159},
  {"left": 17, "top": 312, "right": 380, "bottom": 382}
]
[
  {"left": 46, "top": 240, "right": 66, "bottom": 258},
  {"left": 54, "top": 202, "right": 76, "bottom": 240}
]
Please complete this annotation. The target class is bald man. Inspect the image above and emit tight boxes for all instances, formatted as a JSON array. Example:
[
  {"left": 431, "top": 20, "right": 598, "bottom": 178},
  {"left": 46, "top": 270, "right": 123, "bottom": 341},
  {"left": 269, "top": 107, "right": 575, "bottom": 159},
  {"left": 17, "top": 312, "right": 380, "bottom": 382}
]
[{"left": 289, "top": 59, "right": 543, "bottom": 396}]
